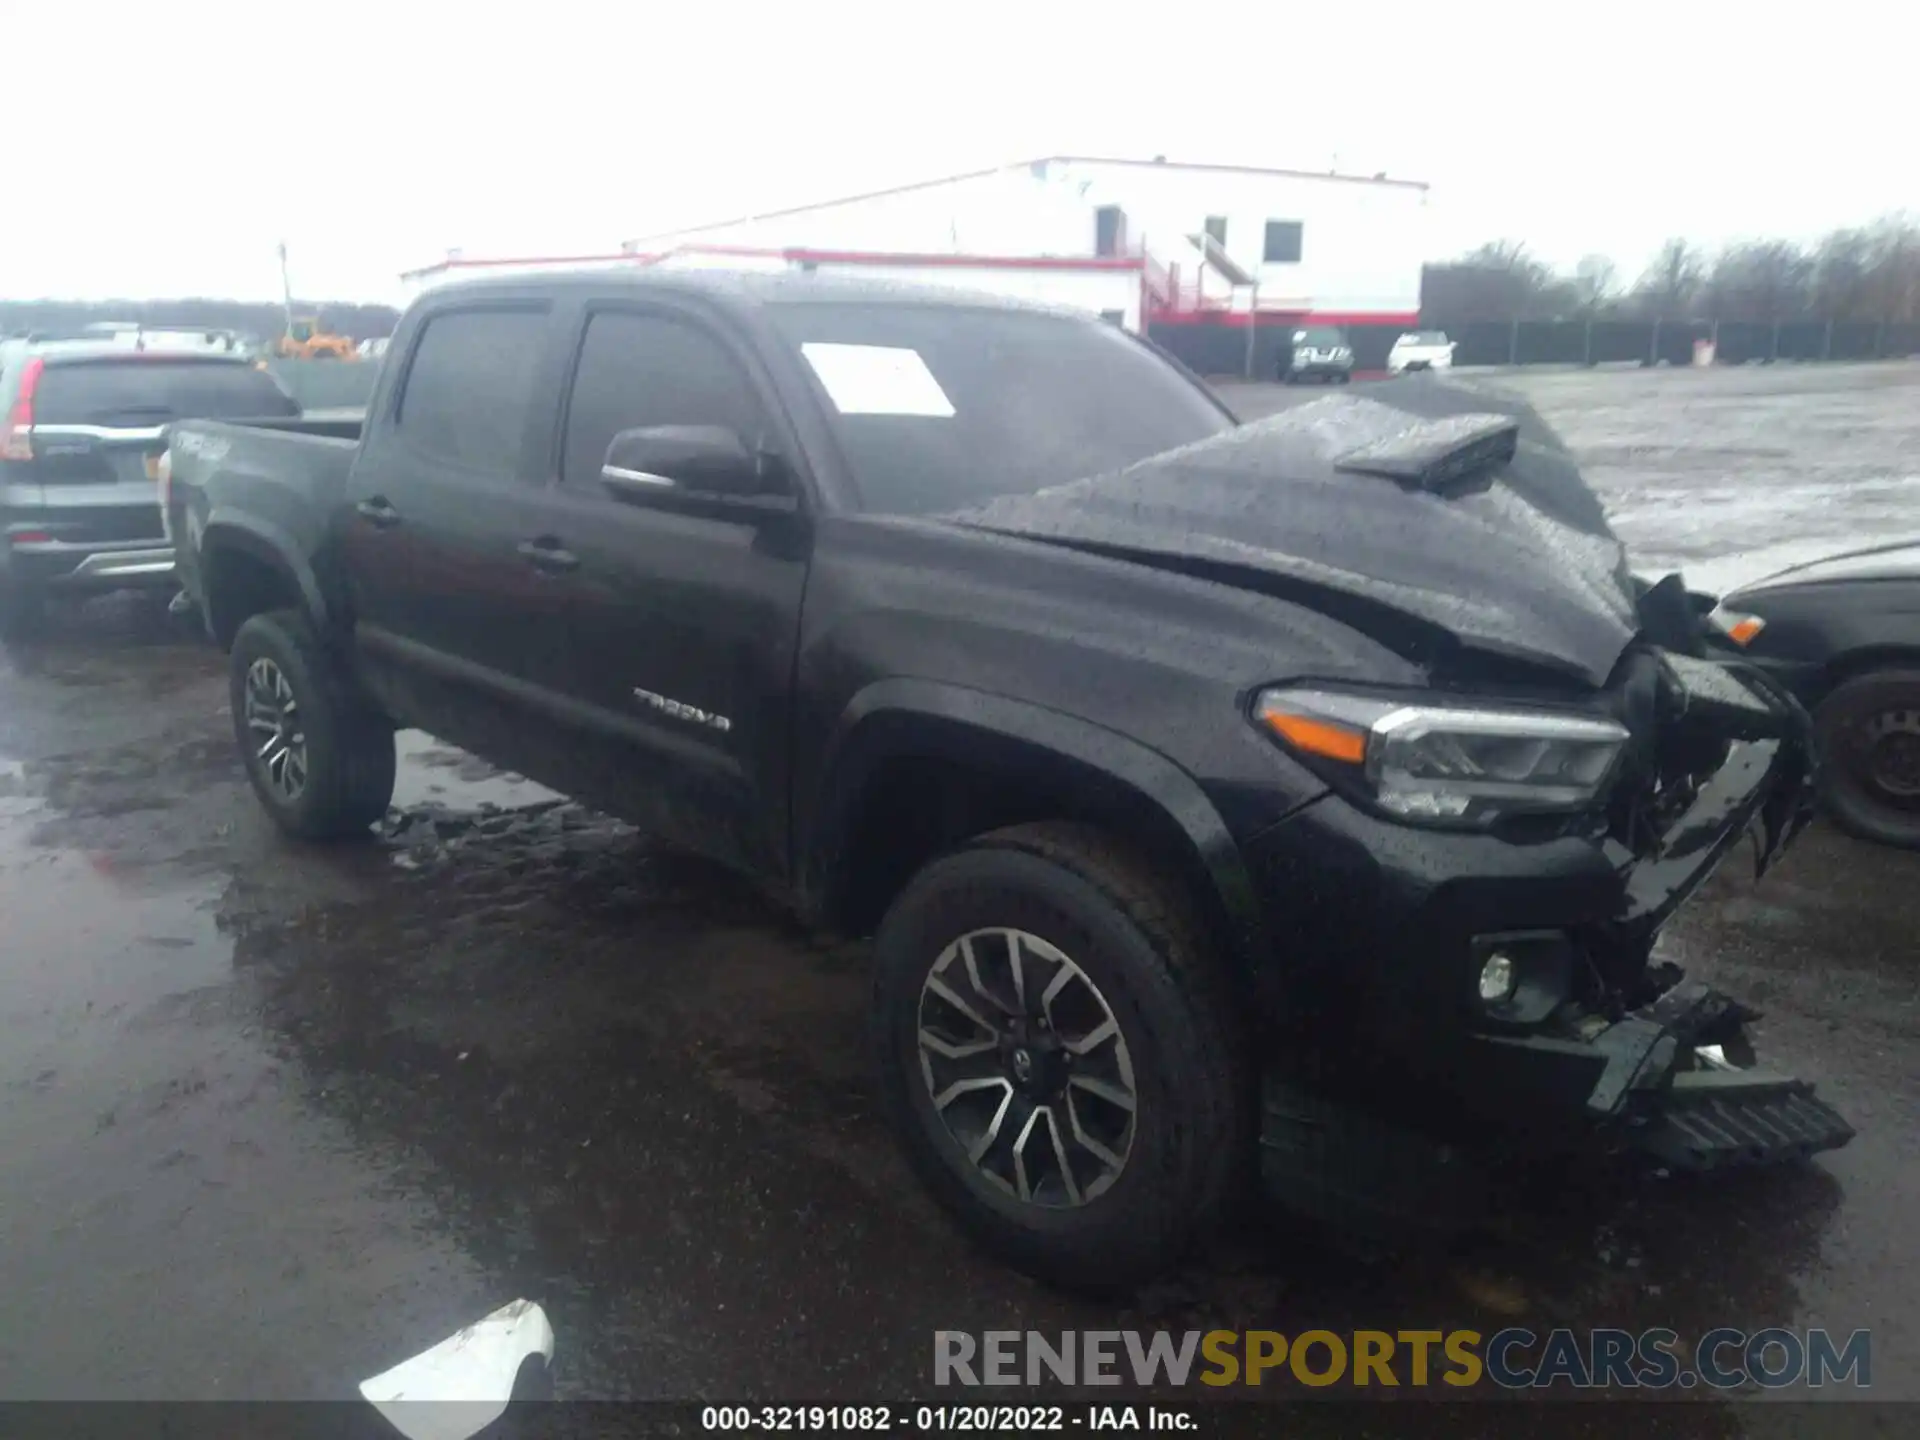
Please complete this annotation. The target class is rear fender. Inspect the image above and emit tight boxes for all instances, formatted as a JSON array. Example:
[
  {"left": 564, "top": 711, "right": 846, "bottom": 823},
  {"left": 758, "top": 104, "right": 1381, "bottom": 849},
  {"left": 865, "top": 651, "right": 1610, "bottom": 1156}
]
[{"left": 199, "top": 511, "right": 329, "bottom": 636}]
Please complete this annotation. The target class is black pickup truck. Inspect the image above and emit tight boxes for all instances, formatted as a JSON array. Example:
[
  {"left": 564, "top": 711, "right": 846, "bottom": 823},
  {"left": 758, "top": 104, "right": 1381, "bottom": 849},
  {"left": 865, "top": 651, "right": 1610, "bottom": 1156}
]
[{"left": 165, "top": 270, "right": 1853, "bottom": 1289}]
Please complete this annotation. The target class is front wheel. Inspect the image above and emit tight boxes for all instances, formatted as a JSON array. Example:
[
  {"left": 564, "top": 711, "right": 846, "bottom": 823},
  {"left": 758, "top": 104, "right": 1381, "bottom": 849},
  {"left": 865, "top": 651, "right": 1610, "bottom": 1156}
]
[
  {"left": 1815, "top": 667, "right": 1920, "bottom": 849},
  {"left": 871, "top": 822, "right": 1249, "bottom": 1292},
  {"left": 229, "top": 609, "right": 396, "bottom": 840}
]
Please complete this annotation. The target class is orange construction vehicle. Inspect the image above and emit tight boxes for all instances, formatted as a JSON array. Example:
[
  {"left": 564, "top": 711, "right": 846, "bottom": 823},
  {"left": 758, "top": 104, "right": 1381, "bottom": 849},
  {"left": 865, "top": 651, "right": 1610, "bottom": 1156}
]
[{"left": 274, "top": 316, "right": 356, "bottom": 360}]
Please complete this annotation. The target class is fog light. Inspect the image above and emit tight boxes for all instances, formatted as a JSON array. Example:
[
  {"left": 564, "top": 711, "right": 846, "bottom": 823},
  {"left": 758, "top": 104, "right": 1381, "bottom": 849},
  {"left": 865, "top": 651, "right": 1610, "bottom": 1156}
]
[{"left": 1478, "top": 952, "right": 1517, "bottom": 1003}]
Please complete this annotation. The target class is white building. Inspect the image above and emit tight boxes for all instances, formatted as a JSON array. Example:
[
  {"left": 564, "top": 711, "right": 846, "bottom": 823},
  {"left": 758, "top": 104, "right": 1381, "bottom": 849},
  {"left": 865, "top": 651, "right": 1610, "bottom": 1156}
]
[{"left": 398, "top": 155, "right": 1428, "bottom": 370}]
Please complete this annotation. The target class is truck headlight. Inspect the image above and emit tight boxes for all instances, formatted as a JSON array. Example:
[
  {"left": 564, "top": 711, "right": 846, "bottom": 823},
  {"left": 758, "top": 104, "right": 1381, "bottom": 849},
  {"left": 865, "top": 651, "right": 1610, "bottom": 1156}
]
[{"left": 1254, "top": 687, "right": 1630, "bottom": 827}]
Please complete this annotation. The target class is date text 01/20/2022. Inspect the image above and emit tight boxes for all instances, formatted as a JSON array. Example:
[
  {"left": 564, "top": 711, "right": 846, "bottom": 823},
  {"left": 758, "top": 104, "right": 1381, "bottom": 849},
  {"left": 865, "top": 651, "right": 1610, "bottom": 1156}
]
[{"left": 700, "top": 1406, "right": 1194, "bottom": 1431}]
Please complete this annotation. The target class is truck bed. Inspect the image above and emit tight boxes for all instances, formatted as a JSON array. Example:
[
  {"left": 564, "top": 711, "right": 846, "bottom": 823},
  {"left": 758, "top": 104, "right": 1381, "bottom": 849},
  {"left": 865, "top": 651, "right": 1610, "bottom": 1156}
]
[{"left": 164, "top": 416, "right": 365, "bottom": 623}]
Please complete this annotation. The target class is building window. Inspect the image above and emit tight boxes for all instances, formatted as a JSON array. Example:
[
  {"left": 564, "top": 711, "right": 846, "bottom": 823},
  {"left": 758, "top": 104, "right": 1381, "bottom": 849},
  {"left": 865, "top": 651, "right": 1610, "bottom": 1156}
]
[
  {"left": 1099, "top": 310, "right": 1127, "bottom": 327},
  {"left": 1094, "top": 206, "right": 1125, "bottom": 257},
  {"left": 1203, "top": 215, "right": 1228, "bottom": 249},
  {"left": 1264, "top": 220, "right": 1304, "bottom": 263}
]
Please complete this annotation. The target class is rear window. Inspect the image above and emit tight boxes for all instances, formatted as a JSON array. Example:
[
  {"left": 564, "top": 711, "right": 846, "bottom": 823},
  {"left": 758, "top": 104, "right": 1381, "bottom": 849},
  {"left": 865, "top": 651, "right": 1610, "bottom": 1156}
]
[
  {"left": 396, "top": 306, "right": 548, "bottom": 480},
  {"left": 34, "top": 360, "right": 298, "bottom": 425},
  {"left": 1401, "top": 331, "right": 1450, "bottom": 346},
  {"left": 1294, "top": 327, "right": 1347, "bottom": 346}
]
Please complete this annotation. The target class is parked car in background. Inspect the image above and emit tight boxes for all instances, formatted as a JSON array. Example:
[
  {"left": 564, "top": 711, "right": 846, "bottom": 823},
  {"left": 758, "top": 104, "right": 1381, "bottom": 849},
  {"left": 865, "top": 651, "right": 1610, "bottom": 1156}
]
[
  {"left": 1388, "top": 330, "right": 1457, "bottom": 374},
  {"left": 1280, "top": 325, "right": 1354, "bottom": 383},
  {"left": 1711, "top": 540, "right": 1920, "bottom": 849},
  {"left": 0, "top": 339, "right": 300, "bottom": 637},
  {"left": 164, "top": 272, "right": 1850, "bottom": 1291}
]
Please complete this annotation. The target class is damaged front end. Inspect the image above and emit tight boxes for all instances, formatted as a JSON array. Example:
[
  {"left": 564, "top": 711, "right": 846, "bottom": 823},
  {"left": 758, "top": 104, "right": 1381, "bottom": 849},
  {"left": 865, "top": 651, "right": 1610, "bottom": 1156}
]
[
  {"left": 955, "top": 380, "right": 1855, "bottom": 1200},
  {"left": 1259, "top": 623, "right": 1851, "bottom": 1238},
  {"left": 1469, "top": 632, "right": 1850, "bottom": 1173},
  {"left": 1258, "top": 637, "right": 1851, "bottom": 1237}
]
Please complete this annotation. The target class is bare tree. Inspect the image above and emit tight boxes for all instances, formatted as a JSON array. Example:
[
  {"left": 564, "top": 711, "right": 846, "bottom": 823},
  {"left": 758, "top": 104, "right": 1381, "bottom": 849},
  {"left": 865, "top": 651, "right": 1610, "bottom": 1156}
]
[
  {"left": 1707, "top": 241, "right": 1813, "bottom": 322},
  {"left": 1421, "top": 240, "right": 1569, "bottom": 322},
  {"left": 1860, "top": 214, "right": 1920, "bottom": 324},
  {"left": 1813, "top": 228, "right": 1876, "bottom": 321},
  {"left": 1572, "top": 254, "right": 1619, "bottom": 313},
  {"left": 1632, "top": 238, "right": 1706, "bottom": 318}
]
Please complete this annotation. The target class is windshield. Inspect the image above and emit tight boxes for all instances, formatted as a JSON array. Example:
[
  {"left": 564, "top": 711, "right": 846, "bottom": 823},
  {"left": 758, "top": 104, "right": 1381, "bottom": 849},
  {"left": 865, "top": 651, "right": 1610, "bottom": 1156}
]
[
  {"left": 1294, "top": 327, "right": 1346, "bottom": 347},
  {"left": 35, "top": 359, "right": 299, "bottom": 425},
  {"left": 1400, "top": 331, "right": 1450, "bottom": 346},
  {"left": 768, "top": 302, "right": 1233, "bottom": 515}
]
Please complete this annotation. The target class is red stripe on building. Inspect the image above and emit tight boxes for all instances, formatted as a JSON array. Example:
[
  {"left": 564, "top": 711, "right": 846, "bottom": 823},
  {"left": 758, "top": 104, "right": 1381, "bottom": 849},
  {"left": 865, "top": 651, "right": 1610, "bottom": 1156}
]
[{"left": 1149, "top": 310, "right": 1421, "bottom": 329}]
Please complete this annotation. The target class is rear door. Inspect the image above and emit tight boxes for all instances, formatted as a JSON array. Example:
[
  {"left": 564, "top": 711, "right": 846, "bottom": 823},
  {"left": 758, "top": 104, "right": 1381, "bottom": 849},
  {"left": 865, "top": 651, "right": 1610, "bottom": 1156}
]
[
  {"left": 338, "top": 301, "right": 584, "bottom": 783},
  {"left": 28, "top": 357, "right": 299, "bottom": 545}
]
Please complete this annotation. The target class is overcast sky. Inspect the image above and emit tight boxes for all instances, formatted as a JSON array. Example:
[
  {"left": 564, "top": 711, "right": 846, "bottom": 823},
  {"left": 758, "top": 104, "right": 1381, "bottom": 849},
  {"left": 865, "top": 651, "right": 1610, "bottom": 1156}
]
[{"left": 1, "top": 0, "right": 1909, "bottom": 304}]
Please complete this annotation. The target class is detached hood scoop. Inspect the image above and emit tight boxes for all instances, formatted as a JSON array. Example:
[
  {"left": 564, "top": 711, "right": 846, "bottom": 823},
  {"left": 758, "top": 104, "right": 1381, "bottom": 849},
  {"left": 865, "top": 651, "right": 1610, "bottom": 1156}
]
[{"left": 950, "top": 382, "right": 1641, "bottom": 687}]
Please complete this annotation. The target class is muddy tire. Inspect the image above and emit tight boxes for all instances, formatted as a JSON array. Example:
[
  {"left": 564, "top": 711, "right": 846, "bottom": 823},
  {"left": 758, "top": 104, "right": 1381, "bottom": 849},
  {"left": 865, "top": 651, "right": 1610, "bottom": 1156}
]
[
  {"left": 871, "top": 821, "right": 1250, "bottom": 1293},
  {"left": 1814, "top": 667, "right": 1920, "bottom": 850},
  {"left": 229, "top": 608, "right": 396, "bottom": 841}
]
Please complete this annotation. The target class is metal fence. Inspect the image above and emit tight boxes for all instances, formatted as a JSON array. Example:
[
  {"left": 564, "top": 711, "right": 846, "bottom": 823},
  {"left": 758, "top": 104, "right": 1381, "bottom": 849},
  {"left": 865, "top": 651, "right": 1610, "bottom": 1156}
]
[
  {"left": 1447, "top": 319, "right": 1920, "bottom": 369},
  {"left": 1147, "top": 318, "right": 1920, "bottom": 380}
]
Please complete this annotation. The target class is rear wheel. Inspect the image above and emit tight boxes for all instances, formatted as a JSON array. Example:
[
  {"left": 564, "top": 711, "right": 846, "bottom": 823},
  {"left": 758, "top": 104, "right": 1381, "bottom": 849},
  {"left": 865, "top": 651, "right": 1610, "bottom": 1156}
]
[
  {"left": 1814, "top": 667, "right": 1920, "bottom": 849},
  {"left": 229, "top": 609, "right": 396, "bottom": 840},
  {"left": 871, "top": 822, "right": 1249, "bottom": 1292}
]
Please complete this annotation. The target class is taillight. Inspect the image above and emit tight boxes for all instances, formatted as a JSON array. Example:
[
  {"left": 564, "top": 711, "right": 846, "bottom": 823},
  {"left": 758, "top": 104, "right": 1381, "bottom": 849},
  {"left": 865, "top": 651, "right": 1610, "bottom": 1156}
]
[{"left": 0, "top": 357, "right": 43, "bottom": 461}]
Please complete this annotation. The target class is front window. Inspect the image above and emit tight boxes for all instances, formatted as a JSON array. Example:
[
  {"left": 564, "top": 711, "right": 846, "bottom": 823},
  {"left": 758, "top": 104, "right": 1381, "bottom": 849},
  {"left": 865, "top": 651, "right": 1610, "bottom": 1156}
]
[
  {"left": 1400, "top": 331, "right": 1450, "bottom": 346},
  {"left": 768, "top": 303, "right": 1233, "bottom": 516},
  {"left": 1294, "top": 327, "right": 1347, "bottom": 348}
]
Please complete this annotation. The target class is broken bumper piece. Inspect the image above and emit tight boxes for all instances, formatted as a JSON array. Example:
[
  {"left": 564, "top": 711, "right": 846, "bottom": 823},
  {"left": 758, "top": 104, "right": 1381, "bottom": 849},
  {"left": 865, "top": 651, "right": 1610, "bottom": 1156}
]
[
  {"left": 1587, "top": 979, "right": 1855, "bottom": 1170},
  {"left": 1256, "top": 980, "right": 1854, "bottom": 1236},
  {"left": 1636, "top": 1068, "right": 1856, "bottom": 1171},
  {"left": 1476, "top": 978, "right": 1856, "bottom": 1171}
]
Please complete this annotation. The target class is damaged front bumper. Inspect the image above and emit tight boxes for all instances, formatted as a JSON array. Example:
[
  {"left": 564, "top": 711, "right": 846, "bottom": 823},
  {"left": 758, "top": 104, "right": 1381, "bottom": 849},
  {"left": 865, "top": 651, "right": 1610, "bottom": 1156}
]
[{"left": 1250, "top": 649, "right": 1853, "bottom": 1221}]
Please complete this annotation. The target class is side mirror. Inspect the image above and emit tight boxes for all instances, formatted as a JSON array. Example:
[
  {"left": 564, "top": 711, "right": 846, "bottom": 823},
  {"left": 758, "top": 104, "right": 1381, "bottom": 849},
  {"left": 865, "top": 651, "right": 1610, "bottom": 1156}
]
[{"left": 601, "top": 425, "right": 782, "bottom": 500}]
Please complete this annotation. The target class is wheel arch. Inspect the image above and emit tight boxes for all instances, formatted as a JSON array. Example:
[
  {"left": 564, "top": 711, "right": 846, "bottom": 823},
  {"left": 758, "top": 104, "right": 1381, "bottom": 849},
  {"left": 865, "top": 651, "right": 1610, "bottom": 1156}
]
[
  {"left": 800, "top": 679, "right": 1268, "bottom": 975},
  {"left": 1819, "top": 644, "right": 1920, "bottom": 700},
  {"left": 199, "top": 512, "right": 328, "bottom": 647}
]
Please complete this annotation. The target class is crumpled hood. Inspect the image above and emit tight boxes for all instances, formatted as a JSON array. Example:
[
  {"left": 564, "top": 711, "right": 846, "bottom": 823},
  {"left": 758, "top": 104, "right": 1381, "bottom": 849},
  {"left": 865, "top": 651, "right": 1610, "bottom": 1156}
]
[{"left": 949, "top": 379, "right": 1642, "bottom": 687}]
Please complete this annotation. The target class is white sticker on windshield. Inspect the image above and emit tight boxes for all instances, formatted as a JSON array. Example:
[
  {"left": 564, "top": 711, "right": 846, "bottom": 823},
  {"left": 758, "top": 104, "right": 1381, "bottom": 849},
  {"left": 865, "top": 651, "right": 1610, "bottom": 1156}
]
[{"left": 800, "top": 343, "right": 956, "bottom": 418}]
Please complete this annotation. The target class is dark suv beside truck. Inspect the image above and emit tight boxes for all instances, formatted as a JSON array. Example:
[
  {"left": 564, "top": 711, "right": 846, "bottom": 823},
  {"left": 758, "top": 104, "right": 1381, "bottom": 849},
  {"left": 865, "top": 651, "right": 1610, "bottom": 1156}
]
[
  {"left": 0, "top": 338, "right": 298, "bottom": 635},
  {"left": 164, "top": 270, "right": 1851, "bottom": 1290}
]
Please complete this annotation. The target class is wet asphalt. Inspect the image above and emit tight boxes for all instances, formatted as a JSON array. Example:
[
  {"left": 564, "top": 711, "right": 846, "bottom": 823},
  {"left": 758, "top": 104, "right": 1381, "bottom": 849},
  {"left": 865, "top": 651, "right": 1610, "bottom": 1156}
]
[{"left": 0, "top": 363, "right": 1914, "bottom": 1426}]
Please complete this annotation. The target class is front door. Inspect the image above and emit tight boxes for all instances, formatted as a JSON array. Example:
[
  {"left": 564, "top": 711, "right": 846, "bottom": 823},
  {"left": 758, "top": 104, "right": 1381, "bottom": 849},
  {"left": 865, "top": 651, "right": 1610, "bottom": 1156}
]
[
  {"left": 339, "top": 301, "right": 582, "bottom": 782},
  {"left": 535, "top": 303, "right": 810, "bottom": 876}
]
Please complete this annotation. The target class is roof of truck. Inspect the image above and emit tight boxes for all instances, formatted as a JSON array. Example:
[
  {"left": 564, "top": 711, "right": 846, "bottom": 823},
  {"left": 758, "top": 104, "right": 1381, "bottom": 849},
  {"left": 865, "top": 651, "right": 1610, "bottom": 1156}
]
[{"left": 419, "top": 265, "right": 1102, "bottom": 320}]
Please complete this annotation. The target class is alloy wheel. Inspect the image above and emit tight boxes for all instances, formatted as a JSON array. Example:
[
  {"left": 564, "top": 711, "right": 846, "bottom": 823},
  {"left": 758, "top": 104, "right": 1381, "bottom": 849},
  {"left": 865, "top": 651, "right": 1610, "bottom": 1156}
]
[
  {"left": 916, "top": 927, "right": 1137, "bottom": 1208},
  {"left": 244, "top": 657, "right": 309, "bottom": 801}
]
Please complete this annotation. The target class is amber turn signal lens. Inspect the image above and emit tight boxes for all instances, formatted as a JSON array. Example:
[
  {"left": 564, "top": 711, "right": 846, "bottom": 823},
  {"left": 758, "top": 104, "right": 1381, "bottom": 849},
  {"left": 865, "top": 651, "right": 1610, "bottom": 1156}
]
[{"left": 1258, "top": 709, "right": 1368, "bottom": 765}]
